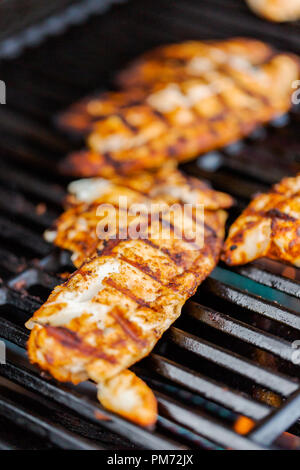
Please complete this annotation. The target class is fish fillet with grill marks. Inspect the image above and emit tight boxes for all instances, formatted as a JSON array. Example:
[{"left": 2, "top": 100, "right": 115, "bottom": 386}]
[
  {"left": 26, "top": 170, "right": 230, "bottom": 426},
  {"left": 58, "top": 39, "right": 300, "bottom": 177},
  {"left": 58, "top": 38, "right": 274, "bottom": 134},
  {"left": 222, "top": 173, "right": 300, "bottom": 267},
  {"left": 45, "top": 166, "right": 233, "bottom": 267}
]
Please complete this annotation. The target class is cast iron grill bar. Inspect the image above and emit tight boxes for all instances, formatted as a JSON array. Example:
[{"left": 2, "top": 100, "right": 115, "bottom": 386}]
[
  {"left": 2, "top": 252, "right": 300, "bottom": 444},
  {"left": 133, "top": 0, "right": 300, "bottom": 50},
  {"left": 0, "top": 318, "right": 28, "bottom": 348},
  {"left": 2, "top": 280, "right": 299, "bottom": 397},
  {"left": 168, "top": 328, "right": 299, "bottom": 396},
  {"left": 186, "top": 302, "right": 295, "bottom": 362},
  {"left": 0, "top": 310, "right": 276, "bottom": 423},
  {"left": 8, "top": 268, "right": 61, "bottom": 292},
  {"left": 155, "top": 388, "right": 262, "bottom": 449},
  {"left": 226, "top": 264, "right": 300, "bottom": 299},
  {"left": 0, "top": 217, "right": 51, "bottom": 256},
  {"left": 146, "top": 355, "right": 270, "bottom": 420},
  {"left": 203, "top": 278, "right": 300, "bottom": 330},
  {"left": 0, "top": 162, "right": 66, "bottom": 205},
  {"left": 156, "top": 415, "right": 222, "bottom": 450},
  {"left": 156, "top": 392, "right": 266, "bottom": 450},
  {"left": 0, "top": 187, "right": 57, "bottom": 228},
  {"left": 249, "top": 389, "right": 300, "bottom": 446},
  {"left": 0, "top": 345, "right": 266, "bottom": 451},
  {"left": 0, "top": 247, "right": 27, "bottom": 275},
  {"left": 0, "top": 287, "right": 42, "bottom": 314},
  {"left": 0, "top": 312, "right": 275, "bottom": 423},
  {"left": 0, "top": 359, "right": 188, "bottom": 450},
  {"left": 213, "top": 146, "right": 296, "bottom": 186},
  {"left": 139, "top": 373, "right": 242, "bottom": 424},
  {"left": 0, "top": 320, "right": 269, "bottom": 449},
  {"left": 183, "top": 162, "right": 269, "bottom": 201},
  {"left": 0, "top": 108, "right": 70, "bottom": 154},
  {"left": 0, "top": 372, "right": 135, "bottom": 450},
  {"left": 0, "top": 389, "right": 104, "bottom": 450}
]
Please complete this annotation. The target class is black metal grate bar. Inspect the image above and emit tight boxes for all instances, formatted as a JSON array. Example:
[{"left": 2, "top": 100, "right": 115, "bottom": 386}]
[
  {"left": 156, "top": 393, "right": 266, "bottom": 450},
  {"left": 186, "top": 302, "right": 295, "bottom": 362},
  {"left": 203, "top": 278, "right": 300, "bottom": 330},
  {"left": 226, "top": 264, "right": 300, "bottom": 299},
  {"left": 168, "top": 328, "right": 299, "bottom": 396},
  {"left": 147, "top": 355, "right": 270, "bottom": 421},
  {"left": 250, "top": 389, "right": 300, "bottom": 446},
  {"left": 0, "top": 387, "right": 104, "bottom": 450},
  {"left": 1, "top": 357, "right": 188, "bottom": 450}
]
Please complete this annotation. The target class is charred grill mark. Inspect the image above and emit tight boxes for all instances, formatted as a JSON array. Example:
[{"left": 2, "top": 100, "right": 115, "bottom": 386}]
[
  {"left": 198, "top": 73, "right": 232, "bottom": 137},
  {"left": 160, "top": 214, "right": 200, "bottom": 246},
  {"left": 115, "top": 113, "right": 139, "bottom": 133},
  {"left": 141, "top": 238, "right": 184, "bottom": 266},
  {"left": 167, "top": 272, "right": 199, "bottom": 297},
  {"left": 200, "top": 65, "right": 263, "bottom": 137},
  {"left": 151, "top": 108, "right": 170, "bottom": 125},
  {"left": 63, "top": 265, "right": 85, "bottom": 286},
  {"left": 118, "top": 254, "right": 177, "bottom": 290},
  {"left": 97, "top": 238, "right": 125, "bottom": 256},
  {"left": 110, "top": 308, "right": 148, "bottom": 348},
  {"left": 45, "top": 326, "right": 117, "bottom": 362},
  {"left": 265, "top": 208, "right": 296, "bottom": 222},
  {"left": 219, "top": 64, "right": 270, "bottom": 107},
  {"left": 101, "top": 152, "right": 143, "bottom": 175},
  {"left": 102, "top": 152, "right": 126, "bottom": 173},
  {"left": 120, "top": 99, "right": 143, "bottom": 109},
  {"left": 204, "top": 222, "right": 217, "bottom": 238},
  {"left": 103, "top": 277, "right": 153, "bottom": 309}
]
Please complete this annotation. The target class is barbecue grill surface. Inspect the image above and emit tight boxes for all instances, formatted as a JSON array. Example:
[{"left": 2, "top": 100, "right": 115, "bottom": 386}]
[{"left": 1, "top": 0, "right": 300, "bottom": 450}]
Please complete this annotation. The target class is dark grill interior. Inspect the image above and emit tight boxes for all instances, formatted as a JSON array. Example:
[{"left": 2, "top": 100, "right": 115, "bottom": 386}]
[{"left": 1, "top": 0, "right": 300, "bottom": 450}]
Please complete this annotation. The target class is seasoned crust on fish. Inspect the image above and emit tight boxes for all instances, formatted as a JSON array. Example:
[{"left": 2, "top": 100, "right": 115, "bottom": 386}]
[
  {"left": 58, "top": 39, "right": 300, "bottom": 177},
  {"left": 65, "top": 165, "right": 234, "bottom": 210},
  {"left": 97, "top": 369, "right": 158, "bottom": 426},
  {"left": 246, "top": 0, "right": 300, "bottom": 22},
  {"left": 27, "top": 214, "right": 226, "bottom": 413},
  {"left": 45, "top": 166, "right": 232, "bottom": 267},
  {"left": 57, "top": 38, "right": 274, "bottom": 136},
  {"left": 27, "top": 172, "right": 230, "bottom": 425},
  {"left": 116, "top": 37, "right": 274, "bottom": 88},
  {"left": 222, "top": 173, "right": 300, "bottom": 267}
]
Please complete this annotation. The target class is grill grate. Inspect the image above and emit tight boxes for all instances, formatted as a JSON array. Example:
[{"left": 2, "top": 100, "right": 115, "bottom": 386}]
[{"left": 1, "top": 0, "right": 300, "bottom": 450}]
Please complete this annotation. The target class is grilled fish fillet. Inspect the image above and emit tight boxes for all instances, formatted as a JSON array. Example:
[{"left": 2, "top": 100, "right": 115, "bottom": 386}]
[
  {"left": 116, "top": 37, "right": 274, "bottom": 89},
  {"left": 57, "top": 38, "right": 274, "bottom": 135},
  {"left": 222, "top": 173, "right": 300, "bottom": 267},
  {"left": 45, "top": 166, "right": 233, "bottom": 267},
  {"left": 58, "top": 39, "right": 300, "bottom": 177},
  {"left": 27, "top": 171, "right": 230, "bottom": 426},
  {"left": 64, "top": 164, "right": 234, "bottom": 209},
  {"left": 246, "top": 0, "right": 300, "bottom": 22}
]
